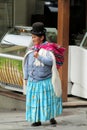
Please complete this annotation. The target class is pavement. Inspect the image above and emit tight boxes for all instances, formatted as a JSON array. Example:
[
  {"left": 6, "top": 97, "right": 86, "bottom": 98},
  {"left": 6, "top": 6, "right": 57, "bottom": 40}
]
[
  {"left": 0, "top": 107, "right": 87, "bottom": 130},
  {"left": 0, "top": 87, "right": 87, "bottom": 130}
]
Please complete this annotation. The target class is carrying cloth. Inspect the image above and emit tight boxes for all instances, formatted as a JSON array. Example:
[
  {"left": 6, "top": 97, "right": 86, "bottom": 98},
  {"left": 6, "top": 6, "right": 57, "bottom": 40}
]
[{"left": 32, "top": 42, "right": 65, "bottom": 69}]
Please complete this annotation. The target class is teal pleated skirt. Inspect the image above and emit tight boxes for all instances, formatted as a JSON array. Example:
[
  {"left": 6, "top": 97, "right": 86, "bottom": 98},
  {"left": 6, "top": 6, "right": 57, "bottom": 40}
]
[{"left": 26, "top": 78, "right": 62, "bottom": 122}]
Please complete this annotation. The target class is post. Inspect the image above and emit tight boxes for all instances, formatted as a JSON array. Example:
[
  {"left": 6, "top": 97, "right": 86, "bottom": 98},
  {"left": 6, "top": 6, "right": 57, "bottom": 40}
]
[{"left": 58, "top": 0, "right": 70, "bottom": 101}]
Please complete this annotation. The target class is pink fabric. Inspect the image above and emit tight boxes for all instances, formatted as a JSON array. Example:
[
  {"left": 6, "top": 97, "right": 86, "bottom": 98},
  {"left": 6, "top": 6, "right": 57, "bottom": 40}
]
[{"left": 32, "top": 42, "right": 65, "bottom": 69}]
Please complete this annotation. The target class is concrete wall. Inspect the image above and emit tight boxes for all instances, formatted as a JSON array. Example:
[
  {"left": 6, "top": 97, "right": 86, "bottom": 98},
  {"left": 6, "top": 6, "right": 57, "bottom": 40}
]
[
  {"left": 14, "top": 0, "right": 27, "bottom": 26},
  {"left": 26, "top": 0, "right": 36, "bottom": 25},
  {"left": 0, "top": 0, "right": 44, "bottom": 26},
  {"left": 26, "top": 0, "right": 44, "bottom": 25}
]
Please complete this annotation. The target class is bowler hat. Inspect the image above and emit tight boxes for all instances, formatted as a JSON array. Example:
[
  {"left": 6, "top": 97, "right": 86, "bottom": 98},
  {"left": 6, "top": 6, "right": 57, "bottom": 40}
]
[{"left": 31, "top": 22, "right": 46, "bottom": 36}]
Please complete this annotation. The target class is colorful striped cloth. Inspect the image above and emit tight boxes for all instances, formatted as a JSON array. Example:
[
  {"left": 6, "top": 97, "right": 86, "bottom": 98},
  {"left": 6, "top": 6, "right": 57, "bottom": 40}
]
[{"left": 32, "top": 42, "right": 65, "bottom": 69}]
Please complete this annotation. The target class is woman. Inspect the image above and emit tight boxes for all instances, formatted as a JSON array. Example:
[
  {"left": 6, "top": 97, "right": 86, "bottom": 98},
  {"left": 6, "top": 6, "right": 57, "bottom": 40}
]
[{"left": 23, "top": 22, "right": 62, "bottom": 126}]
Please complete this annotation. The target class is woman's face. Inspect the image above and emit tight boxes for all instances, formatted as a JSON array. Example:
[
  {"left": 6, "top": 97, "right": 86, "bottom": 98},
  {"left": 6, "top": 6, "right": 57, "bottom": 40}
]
[{"left": 32, "top": 34, "right": 44, "bottom": 45}]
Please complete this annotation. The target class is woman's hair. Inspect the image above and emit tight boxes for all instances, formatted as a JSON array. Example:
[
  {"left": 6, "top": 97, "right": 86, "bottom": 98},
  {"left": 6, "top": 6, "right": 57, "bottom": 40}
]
[{"left": 39, "top": 33, "right": 46, "bottom": 42}]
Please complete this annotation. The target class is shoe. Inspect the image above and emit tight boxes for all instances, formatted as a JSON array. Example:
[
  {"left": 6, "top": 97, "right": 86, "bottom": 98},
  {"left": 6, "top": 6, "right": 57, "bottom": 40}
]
[
  {"left": 31, "top": 121, "right": 41, "bottom": 126},
  {"left": 50, "top": 118, "right": 57, "bottom": 125}
]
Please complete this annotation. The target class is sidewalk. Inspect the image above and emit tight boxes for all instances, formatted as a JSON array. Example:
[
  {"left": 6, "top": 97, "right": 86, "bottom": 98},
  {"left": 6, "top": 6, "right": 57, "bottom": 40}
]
[
  {"left": 0, "top": 107, "right": 87, "bottom": 130},
  {"left": 0, "top": 87, "right": 87, "bottom": 130}
]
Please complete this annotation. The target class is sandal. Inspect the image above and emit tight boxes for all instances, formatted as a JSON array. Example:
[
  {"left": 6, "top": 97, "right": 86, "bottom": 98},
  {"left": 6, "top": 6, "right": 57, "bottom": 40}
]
[
  {"left": 50, "top": 118, "right": 57, "bottom": 125},
  {"left": 31, "top": 121, "right": 41, "bottom": 126}
]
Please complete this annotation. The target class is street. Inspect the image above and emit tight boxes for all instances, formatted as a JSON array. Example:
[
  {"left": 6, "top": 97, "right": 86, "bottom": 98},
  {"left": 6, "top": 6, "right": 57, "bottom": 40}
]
[{"left": 0, "top": 107, "right": 87, "bottom": 130}]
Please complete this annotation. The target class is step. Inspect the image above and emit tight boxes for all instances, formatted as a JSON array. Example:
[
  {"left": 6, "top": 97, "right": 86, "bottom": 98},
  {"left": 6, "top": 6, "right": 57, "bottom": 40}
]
[
  {"left": 0, "top": 87, "right": 87, "bottom": 110},
  {"left": 0, "top": 87, "right": 25, "bottom": 110}
]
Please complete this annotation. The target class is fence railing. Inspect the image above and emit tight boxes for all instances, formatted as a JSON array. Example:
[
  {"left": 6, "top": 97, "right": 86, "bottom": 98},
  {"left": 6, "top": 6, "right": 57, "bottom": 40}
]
[{"left": 0, "top": 53, "right": 24, "bottom": 92}]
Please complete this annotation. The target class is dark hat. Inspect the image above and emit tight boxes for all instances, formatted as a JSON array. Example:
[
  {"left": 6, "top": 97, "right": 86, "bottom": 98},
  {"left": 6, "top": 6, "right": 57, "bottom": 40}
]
[{"left": 31, "top": 22, "right": 46, "bottom": 36}]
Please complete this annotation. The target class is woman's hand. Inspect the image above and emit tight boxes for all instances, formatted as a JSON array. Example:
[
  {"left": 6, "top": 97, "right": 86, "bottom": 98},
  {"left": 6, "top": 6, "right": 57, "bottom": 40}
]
[{"left": 34, "top": 51, "right": 39, "bottom": 58}]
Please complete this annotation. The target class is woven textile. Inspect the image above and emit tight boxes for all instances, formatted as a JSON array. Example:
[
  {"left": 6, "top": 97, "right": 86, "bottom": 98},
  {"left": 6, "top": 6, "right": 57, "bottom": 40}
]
[
  {"left": 32, "top": 42, "right": 65, "bottom": 69},
  {"left": 26, "top": 78, "right": 62, "bottom": 122}
]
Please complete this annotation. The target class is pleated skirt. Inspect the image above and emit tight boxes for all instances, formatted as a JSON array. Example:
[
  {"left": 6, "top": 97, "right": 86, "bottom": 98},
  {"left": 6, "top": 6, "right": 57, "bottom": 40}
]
[{"left": 26, "top": 78, "right": 62, "bottom": 122}]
